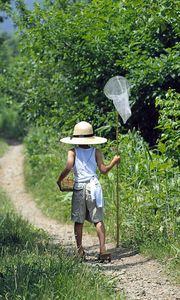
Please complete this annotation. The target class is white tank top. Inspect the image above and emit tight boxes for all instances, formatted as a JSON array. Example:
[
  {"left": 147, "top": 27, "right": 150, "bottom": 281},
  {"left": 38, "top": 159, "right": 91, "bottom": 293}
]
[{"left": 73, "top": 147, "right": 97, "bottom": 182}]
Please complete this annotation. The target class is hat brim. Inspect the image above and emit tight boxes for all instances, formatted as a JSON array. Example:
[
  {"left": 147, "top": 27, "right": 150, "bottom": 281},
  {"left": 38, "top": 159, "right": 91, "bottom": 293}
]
[{"left": 60, "top": 136, "right": 107, "bottom": 145}]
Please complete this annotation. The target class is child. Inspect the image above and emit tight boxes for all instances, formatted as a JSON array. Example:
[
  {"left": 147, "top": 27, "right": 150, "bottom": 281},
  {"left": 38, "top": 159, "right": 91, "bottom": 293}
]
[{"left": 57, "top": 121, "right": 120, "bottom": 260}]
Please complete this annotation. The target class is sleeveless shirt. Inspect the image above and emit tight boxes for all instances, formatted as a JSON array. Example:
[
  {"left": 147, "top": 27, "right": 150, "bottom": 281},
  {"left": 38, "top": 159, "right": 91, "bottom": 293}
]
[
  {"left": 73, "top": 147, "right": 97, "bottom": 182},
  {"left": 73, "top": 146, "right": 104, "bottom": 207}
]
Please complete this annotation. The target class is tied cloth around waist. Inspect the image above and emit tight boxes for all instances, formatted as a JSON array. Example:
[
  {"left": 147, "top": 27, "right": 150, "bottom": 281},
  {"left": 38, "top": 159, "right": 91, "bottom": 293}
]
[{"left": 74, "top": 177, "right": 104, "bottom": 208}]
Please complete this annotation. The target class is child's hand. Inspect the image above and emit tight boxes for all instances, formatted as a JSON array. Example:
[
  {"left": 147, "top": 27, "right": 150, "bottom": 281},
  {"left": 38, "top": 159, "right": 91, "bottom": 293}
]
[{"left": 113, "top": 155, "right": 120, "bottom": 165}]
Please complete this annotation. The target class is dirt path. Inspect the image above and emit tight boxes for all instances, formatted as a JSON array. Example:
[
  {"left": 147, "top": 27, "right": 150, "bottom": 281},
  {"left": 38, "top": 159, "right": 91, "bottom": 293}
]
[{"left": 0, "top": 144, "right": 179, "bottom": 300}]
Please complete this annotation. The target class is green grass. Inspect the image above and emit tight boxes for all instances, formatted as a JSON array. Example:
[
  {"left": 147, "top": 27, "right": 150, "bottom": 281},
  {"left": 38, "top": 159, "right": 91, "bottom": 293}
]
[
  {"left": 0, "top": 139, "right": 8, "bottom": 157},
  {"left": 0, "top": 189, "right": 122, "bottom": 299}
]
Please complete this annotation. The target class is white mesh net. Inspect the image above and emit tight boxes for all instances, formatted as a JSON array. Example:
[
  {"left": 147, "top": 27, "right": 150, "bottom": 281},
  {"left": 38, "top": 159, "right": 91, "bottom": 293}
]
[{"left": 104, "top": 76, "right": 131, "bottom": 124}]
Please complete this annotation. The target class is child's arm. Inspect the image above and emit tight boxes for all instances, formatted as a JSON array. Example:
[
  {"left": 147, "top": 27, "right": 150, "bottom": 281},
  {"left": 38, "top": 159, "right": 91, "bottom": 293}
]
[
  {"left": 57, "top": 149, "right": 75, "bottom": 189},
  {"left": 96, "top": 149, "right": 120, "bottom": 175}
]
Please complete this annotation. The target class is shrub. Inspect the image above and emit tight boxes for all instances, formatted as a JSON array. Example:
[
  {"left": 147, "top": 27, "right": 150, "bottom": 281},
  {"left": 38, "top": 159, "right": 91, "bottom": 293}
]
[{"left": 156, "top": 89, "right": 180, "bottom": 165}]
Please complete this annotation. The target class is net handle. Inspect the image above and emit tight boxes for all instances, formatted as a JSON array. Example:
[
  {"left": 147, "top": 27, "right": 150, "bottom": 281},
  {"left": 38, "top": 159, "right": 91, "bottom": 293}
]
[{"left": 116, "top": 111, "right": 120, "bottom": 247}]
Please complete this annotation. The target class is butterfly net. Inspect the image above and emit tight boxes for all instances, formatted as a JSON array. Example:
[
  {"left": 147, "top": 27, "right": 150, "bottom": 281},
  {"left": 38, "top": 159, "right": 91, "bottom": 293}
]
[{"left": 104, "top": 76, "right": 131, "bottom": 124}]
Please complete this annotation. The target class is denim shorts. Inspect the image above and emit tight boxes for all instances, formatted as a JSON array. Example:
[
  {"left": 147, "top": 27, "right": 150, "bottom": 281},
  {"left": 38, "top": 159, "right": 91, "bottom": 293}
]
[{"left": 71, "top": 182, "right": 103, "bottom": 224}]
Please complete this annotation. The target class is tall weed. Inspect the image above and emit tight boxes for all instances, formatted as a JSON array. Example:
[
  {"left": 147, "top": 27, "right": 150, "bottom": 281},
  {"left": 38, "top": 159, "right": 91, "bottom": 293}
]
[{"left": 102, "top": 131, "right": 179, "bottom": 249}]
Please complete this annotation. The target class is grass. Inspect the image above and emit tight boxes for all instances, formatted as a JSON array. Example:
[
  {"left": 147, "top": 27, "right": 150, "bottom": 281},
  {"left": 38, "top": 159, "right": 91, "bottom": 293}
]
[
  {"left": 0, "top": 139, "right": 8, "bottom": 157},
  {"left": 0, "top": 189, "right": 123, "bottom": 299}
]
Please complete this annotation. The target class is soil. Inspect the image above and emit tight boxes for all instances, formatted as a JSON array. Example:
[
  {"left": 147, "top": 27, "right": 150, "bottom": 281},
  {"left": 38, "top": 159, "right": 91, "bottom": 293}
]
[{"left": 0, "top": 144, "right": 179, "bottom": 300}]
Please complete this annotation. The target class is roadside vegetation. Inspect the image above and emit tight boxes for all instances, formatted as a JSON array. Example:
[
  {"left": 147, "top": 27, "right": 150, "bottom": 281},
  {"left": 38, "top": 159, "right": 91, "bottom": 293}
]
[
  {"left": 0, "top": 189, "right": 121, "bottom": 299},
  {"left": 0, "top": 139, "right": 8, "bottom": 157}
]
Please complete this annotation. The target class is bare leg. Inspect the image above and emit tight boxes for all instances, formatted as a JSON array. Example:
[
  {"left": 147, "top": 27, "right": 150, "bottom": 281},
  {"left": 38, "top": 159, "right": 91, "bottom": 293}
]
[
  {"left": 95, "top": 221, "right": 106, "bottom": 254},
  {"left": 74, "top": 222, "right": 84, "bottom": 253}
]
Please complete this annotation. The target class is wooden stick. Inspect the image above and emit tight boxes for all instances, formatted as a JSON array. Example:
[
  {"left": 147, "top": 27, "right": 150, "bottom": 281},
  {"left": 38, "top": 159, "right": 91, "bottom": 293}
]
[{"left": 116, "top": 111, "right": 120, "bottom": 247}]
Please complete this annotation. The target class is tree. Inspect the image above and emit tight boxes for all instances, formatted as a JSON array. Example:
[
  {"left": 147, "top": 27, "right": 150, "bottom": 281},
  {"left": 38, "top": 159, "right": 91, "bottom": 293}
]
[
  {"left": 0, "top": 0, "right": 11, "bottom": 22},
  {"left": 0, "top": 31, "right": 26, "bottom": 138},
  {"left": 3, "top": 0, "right": 180, "bottom": 144}
]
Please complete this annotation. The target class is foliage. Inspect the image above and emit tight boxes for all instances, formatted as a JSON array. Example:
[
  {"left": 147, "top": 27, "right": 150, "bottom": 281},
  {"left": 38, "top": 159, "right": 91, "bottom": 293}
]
[
  {"left": 0, "top": 34, "right": 26, "bottom": 139},
  {"left": 0, "top": 138, "right": 8, "bottom": 157},
  {"left": 0, "top": 32, "right": 18, "bottom": 70},
  {"left": 0, "top": 96, "right": 25, "bottom": 139},
  {"left": 0, "top": 0, "right": 11, "bottom": 21},
  {"left": 103, "top": 131, "right": 179, "bottom": 251},
  {"left": 0, "top": 189, "right": 121, "bottom": 299},
  {"left": 156, "top": 89, "right": 180, "bottom": 165},
  {"left": 9, "top": 0, "right": 179, "bottom": 145}
]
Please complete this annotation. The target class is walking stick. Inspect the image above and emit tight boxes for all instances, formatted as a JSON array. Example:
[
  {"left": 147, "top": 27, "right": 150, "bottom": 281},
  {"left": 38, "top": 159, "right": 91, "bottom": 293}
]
[
  {"left": 104, "top": 76, "right": 131, "bottom": 248},
  {"left": 116, "top": 111, "right": 120, "bottom": 247}
]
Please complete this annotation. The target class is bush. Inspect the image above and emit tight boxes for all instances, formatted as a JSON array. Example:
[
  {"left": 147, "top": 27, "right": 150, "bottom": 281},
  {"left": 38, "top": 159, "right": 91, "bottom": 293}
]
[
  {"left": 156, "top": 89, "right": 180, "bottom": 165},
  {"left": 0, "top": 96, "right": 26, "bottom": 140}
]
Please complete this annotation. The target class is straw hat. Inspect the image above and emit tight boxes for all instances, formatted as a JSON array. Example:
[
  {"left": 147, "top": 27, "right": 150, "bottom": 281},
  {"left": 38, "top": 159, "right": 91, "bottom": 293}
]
[{"left": 60, "top": 121, "right": 107, "bottom": 145}]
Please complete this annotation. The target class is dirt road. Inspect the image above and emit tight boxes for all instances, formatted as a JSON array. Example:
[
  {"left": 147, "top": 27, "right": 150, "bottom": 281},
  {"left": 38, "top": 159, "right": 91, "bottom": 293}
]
[{"left": 0, "top": 144, "right": 179, "bottom": 300}]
